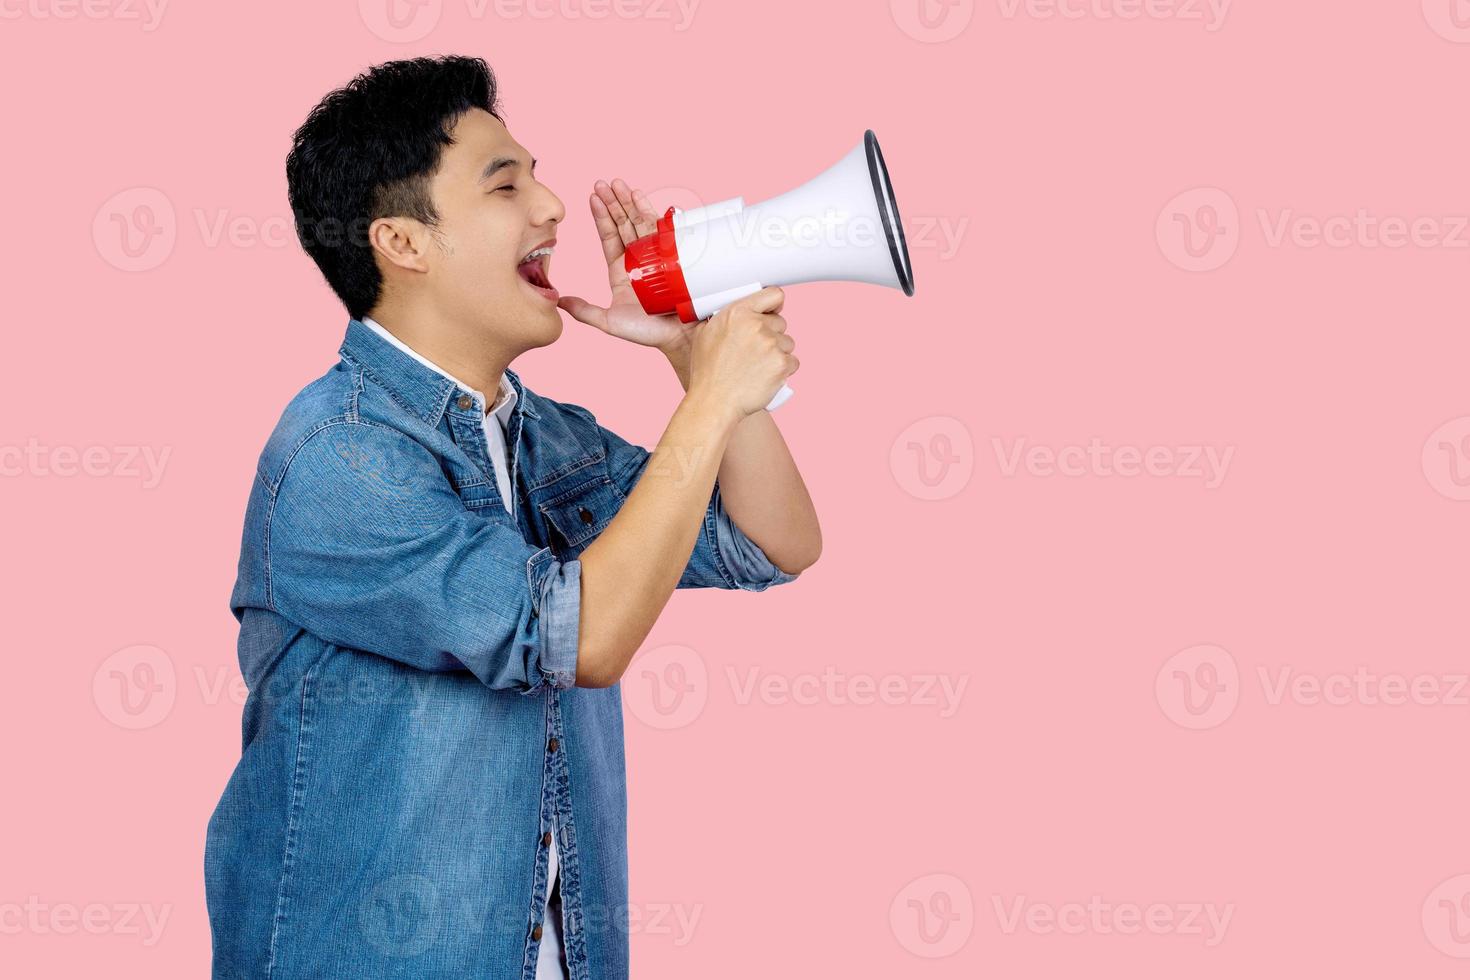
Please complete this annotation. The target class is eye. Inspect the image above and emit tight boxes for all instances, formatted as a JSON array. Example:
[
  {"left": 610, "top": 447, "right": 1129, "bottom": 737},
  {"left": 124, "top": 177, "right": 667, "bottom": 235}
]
[{"left": 495, "top": 184, "right": 516, "bottom": 195}]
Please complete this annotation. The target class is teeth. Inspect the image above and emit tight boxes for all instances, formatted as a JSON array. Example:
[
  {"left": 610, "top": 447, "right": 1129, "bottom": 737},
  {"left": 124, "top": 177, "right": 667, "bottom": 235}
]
[{"left": 520, "top": 246, "right": 554, "bottom": 264}]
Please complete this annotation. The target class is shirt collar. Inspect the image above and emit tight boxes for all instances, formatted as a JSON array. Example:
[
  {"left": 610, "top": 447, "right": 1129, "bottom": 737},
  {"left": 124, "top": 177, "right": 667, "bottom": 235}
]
[{"left": 340, "top": 317, "right": 538, "bottom": 429}]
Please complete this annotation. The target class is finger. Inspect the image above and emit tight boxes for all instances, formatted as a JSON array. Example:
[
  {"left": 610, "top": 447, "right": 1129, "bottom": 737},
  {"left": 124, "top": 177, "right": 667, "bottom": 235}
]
[
  {"left": 594, "top": 179, "right": 640, "bottom": 248},
  {"left": 775, "top": 333, "right": 795, "bottom": 353},
  {"left": 631, "top": 187, "right": 661, "bottom": 232},
  {"left": 738, "top": 286, "right": 785, "bottom": 315},
  {"left": 786, "top": 354, "right": 800, "bottom": 376},
  {"left": 556, "top": 295, "right": 611, "bottom": 333},
  {"left": 588, "top": 192, "right": 625, "bottom": 265},
  {"left": 613, "top": 179, "right": 657, "bottom": 238},
  {"left": 763, "top": 314, "right": 788, "bottom": 335}
]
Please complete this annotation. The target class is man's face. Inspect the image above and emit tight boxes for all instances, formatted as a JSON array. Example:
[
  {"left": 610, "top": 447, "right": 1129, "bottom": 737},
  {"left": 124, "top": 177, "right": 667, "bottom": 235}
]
[{"left": 421, "top": 108, "right": 567, "bottom": 348}]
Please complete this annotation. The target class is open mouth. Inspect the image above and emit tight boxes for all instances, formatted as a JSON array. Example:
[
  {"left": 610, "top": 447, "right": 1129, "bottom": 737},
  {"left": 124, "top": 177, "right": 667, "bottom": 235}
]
[{"left": 517, "top": 245, "right": 559, "bottom": 303}]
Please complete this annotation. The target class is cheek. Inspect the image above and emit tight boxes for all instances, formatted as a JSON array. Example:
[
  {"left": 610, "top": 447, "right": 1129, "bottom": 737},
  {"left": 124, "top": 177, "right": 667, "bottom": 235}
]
[
  {"left": 481, "top": 202, "right": 526, "bottom": 259},
  {"left": 442, "top": 239, "right": 517, "bottom": 289},
  {"left": 439, "top": 206, "right": 521, "bottom": 275}
]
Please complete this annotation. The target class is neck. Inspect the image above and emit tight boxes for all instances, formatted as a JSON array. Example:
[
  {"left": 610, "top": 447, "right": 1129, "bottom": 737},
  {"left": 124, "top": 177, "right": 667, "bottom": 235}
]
[{"left": 366, "top": 301, "right": 514, "bottom": 397}]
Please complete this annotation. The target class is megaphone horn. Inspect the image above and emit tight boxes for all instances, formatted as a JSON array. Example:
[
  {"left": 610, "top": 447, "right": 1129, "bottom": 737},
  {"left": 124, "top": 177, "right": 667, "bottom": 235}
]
[{"left": 624, "top": 130, "right": 914, "bottom": 412}]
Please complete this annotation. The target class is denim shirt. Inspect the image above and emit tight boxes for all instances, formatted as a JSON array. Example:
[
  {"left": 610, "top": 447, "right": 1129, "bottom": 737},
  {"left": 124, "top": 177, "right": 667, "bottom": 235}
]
[{"left": 205, "top": 318, "right": 798, "bottom": 980}]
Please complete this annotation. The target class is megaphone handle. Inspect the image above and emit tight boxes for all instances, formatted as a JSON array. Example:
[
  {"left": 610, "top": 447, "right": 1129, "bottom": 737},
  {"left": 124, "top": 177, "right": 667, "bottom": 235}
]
[{"left": 695, "top": 283, "right": 795, "bottom": 413}]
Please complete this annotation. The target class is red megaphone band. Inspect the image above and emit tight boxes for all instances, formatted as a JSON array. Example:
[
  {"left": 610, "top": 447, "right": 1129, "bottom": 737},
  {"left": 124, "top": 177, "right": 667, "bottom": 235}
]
[{"left": 624, "top": 207, "right": 700, "bottom": 324}]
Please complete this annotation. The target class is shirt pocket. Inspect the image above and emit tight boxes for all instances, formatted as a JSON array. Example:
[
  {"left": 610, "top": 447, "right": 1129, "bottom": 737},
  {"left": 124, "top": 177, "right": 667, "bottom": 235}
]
[
  {"left": 538, "top": 474, "right": 621, "bottom": 557},
  {"left": 441, "top": 451, "right": 502, "bottom": 511}
]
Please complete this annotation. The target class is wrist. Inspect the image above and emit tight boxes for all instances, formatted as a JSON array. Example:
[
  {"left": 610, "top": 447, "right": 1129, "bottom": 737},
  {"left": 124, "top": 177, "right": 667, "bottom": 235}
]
[
  {"left": 679, "top": 385, "right": 741, "bottom": 436},
  {"left": 658, "top": 338, "right": 691, "bottom": 363},
  {"left": 659, "top": 341, "right": 692, "bottom": 388}
]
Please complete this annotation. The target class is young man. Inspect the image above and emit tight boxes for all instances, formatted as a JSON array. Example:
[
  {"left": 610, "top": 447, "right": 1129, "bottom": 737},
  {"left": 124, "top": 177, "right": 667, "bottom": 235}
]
[{"left": 203, "top": 56, "right": 819, "bottom": 979}]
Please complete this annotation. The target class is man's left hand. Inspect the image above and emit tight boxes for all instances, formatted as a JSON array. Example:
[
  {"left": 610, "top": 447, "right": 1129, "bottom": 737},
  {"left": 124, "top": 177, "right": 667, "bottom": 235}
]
[{"left": 557, "top": 177, "right": 697, "bottom": 358}]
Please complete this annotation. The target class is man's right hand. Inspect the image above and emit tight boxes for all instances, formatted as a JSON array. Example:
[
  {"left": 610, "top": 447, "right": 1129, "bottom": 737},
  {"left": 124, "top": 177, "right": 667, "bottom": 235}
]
[{"left": 687, "top": 287, "right": 799, "bottom": 419}]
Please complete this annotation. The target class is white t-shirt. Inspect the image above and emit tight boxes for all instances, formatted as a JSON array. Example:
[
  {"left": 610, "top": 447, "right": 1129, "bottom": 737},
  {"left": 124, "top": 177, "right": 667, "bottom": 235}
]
[{"left": 361, "top": 317, "right": 566, "bottom": 979}]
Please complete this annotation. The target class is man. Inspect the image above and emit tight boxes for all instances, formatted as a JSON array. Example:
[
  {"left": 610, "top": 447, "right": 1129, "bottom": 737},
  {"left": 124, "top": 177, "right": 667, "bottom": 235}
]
[{"left": 204, "top": 55, "right": 819, "bottom": 979}]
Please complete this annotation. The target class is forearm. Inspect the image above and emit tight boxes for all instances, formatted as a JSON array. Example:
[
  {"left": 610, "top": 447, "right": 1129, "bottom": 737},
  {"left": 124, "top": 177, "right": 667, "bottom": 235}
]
[
  {"left": 573, "top": 387, "right": 738, "bottom": 687},
  {"left": 661, "top": 344, "right": 822, "bottom": 574}
]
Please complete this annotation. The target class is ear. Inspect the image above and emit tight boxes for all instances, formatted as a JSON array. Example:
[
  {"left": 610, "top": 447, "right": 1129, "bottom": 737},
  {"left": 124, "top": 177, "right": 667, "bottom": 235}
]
[{"left": 368, "top": 216, "right": 433, "bottom": 274}]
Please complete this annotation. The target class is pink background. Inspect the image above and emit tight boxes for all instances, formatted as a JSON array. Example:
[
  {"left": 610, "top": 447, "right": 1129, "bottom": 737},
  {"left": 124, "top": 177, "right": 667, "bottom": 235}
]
[{"left": 5, "top": 0, "right": 1470, "bottom": 975}]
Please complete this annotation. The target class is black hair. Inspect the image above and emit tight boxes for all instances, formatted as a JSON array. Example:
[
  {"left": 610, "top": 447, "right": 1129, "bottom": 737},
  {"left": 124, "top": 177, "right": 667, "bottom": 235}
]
[{"left": 285, "top": 56, "right": 501, "bottom": 319}]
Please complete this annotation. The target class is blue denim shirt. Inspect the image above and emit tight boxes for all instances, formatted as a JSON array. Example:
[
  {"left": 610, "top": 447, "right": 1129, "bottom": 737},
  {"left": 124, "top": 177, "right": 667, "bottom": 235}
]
[{"left": 205, "top": 318, "right": 798, "bottom": 980}]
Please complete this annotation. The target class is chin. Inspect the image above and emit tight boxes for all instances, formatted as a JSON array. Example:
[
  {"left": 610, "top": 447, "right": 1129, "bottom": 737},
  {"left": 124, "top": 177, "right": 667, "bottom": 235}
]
[
  {"left": 521, "top": 304, "right": 565, "bottom": 348},
  {"left": 539, "top": 308, "right": 566, "bottom": 343}
]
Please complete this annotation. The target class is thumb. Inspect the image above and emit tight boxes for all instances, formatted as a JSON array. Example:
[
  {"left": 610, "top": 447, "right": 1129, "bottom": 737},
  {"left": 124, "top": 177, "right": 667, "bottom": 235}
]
[
  {"left": 733, "top": 285, "right": 785, "bottom": 315},
  {"left": 557, "top": 296, "right": 610, "bottom": 333}
]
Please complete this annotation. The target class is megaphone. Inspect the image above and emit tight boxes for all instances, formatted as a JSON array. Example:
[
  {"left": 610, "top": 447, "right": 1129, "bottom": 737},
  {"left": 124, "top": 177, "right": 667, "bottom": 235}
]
[{"left": 624, "top": 130, "right": 914, "bottom": 411}]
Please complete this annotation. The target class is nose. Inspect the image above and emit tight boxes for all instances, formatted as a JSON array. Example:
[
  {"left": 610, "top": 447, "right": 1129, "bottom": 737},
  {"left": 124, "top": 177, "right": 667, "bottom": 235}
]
[{"left": 534, "top": 181, "right": 566, "bottom": 228}]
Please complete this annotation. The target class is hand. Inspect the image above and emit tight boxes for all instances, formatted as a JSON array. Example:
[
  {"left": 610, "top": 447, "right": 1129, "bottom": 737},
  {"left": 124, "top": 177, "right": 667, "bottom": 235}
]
[
  {"left": 688, "top": 287, "right": 798, "bottom": 420},
  {"left": 557, "top": 178, "right": 696, "bottom": 356}
]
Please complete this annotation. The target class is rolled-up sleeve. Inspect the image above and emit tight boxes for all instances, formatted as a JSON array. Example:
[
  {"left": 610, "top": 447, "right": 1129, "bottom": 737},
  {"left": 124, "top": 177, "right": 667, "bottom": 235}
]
[
  {"left": 532, "top": 551, "right": 581, "bottom": 689},
  {"left": 266, "top": 420, "right": 580, "bottom": 691},
  {"left": 706, "top": 477, "right": 800, "bottom": 591},
  {"left": 598, "top": 415, "right": 800, "bottom": 592}
]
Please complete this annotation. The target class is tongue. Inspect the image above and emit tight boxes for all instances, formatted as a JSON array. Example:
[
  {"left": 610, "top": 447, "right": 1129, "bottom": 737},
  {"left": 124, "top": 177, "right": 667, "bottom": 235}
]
[{"left": 518, "top": 257, "right": 550, "bottom": 288}]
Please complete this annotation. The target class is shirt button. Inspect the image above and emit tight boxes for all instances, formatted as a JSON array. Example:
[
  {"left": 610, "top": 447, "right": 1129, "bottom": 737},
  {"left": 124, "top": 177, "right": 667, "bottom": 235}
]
[
  {"left": 531, "top": 924, "right": 543, "bottom": 941},
  {"left": 542, "top": 831, "right": 553, "bottom": 847},
  {"left": 578, "top": 506, "right": 594, "bottom": 525},
  {"left": 457, "top": 394, "right": 474, "bottom": 410},
  {"left": 547, "top": 737, "right": 559, "bottom": 753}
]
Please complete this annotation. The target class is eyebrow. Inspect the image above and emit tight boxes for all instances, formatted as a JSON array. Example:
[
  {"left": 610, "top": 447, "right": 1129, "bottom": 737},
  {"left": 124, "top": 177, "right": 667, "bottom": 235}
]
[{"left": 479, "top": 155, "right": 537, "bottom": 183}]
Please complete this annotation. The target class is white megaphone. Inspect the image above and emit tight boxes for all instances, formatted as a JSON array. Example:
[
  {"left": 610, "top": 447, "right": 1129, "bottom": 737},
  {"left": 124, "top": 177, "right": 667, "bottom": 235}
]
[{"left": 624, "top": 130, "right": 914, "bottom": 411}]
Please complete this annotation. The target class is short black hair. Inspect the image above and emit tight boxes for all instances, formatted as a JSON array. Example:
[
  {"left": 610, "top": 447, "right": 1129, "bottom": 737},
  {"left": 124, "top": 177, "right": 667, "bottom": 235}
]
[{"left": 285, "top": 56, "right": 502, "bottom": 319}]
